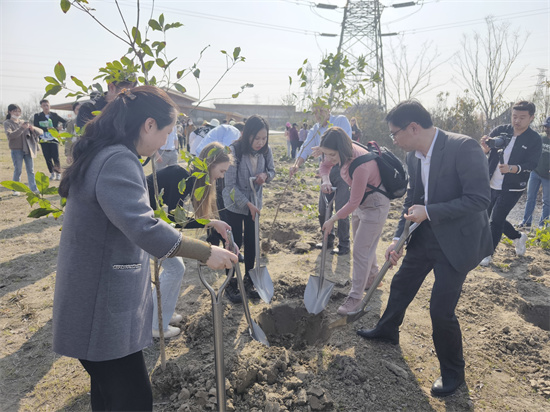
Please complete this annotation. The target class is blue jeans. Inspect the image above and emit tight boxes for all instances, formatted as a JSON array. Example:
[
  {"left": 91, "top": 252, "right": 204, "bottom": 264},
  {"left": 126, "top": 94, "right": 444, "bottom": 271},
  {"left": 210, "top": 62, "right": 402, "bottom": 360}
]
[
  {"left": 522, "top": 171, "right": 550, "bottom": 227},
  {"left": 11, "top": 150, "right": 38, "bottom": 192},
  {"left": 151, "top": 257, "right": 185, "bottom": 332}
]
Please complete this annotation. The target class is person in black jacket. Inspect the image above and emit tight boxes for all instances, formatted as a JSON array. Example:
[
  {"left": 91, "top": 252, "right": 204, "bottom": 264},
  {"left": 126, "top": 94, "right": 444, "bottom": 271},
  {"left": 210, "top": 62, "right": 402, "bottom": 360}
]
[
  {"left": 76, "top": 79, "right": 137, "bottom": 129},
  {"left": 479, "top": 101, "right": 542, "bottom": 266},
  {"left": 33, "top": 99, "right": 67, "bottom": 180},
  {"left": 146, "top": 142, "right": 233, "bottom": 338}
]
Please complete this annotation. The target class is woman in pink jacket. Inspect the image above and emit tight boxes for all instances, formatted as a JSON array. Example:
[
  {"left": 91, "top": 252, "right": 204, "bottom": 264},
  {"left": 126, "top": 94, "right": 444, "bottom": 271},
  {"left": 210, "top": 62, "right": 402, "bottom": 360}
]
[{"left": 319, "top": 127, "right": 390, "bottom": 316}]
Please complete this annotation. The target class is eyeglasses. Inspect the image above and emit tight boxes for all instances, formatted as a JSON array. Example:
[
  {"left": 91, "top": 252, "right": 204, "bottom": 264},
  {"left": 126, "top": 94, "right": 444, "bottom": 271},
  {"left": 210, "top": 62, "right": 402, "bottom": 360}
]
[{"left": 389, "top": 123, "right": 410, "bottom": 141}]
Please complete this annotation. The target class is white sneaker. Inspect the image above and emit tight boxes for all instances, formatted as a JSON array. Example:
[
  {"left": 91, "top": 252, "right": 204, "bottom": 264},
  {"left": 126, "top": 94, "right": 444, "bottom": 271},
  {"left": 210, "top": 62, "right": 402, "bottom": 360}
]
[
  {"left": 152, "top": 325, "right": 181, "bottom": 338},
  {"left": 50, "top": 173, "right": 55, "bottom": 180},
  {"left": 55, "top": 173, "right": 61, "bottom": 180},
  {"left": 11, "top": 191, "right": 20, "bottom": 196},
  {"left": 170, "top": 313, "right": 183, "bottom": 325},
  {"left": 514, "top": 233, "right": 528, "bottom": 256},
  {"left": 480, "top": 256, "right": 492, "bottom": 267}
]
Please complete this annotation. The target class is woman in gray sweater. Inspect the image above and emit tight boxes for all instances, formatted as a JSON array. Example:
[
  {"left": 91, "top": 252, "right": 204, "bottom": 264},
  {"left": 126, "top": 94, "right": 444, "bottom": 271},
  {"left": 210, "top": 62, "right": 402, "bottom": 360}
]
[{"left": 53, "top": 86, "right": 236, "bottom": 411}]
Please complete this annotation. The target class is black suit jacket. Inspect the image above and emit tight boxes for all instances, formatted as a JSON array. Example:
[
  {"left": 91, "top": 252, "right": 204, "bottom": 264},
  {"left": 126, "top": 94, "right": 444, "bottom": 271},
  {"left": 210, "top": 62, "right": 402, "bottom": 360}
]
[{"left": 396, "top": 130, "right": 493, "bottom": 274}]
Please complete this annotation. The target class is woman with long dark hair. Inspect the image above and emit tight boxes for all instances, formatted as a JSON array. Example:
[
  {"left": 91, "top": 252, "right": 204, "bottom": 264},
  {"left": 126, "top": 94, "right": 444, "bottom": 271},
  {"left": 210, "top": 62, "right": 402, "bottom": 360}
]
[
  {"left": 147, "top": 142, "right": 233, "bottom": 338},
  {"left": 319, "top": 127, "right": 390, "bottom": 316},
  {"left": 222, "top": 115, "right": 276, "bottom": 303},
  {"left": 4, "top": 104, "right": 42, "bottom": 194},
  {"left": 54, "top": 86, "right": 236, "bottom": 411}
]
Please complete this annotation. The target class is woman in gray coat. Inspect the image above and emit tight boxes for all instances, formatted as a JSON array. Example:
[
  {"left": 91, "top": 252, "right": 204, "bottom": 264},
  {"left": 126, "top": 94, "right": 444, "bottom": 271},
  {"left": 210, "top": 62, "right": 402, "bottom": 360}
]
[
  {"left": 222, "top": 115, "right": 276, "bottom": 303},
  {"left": 54, "top": 86, "right": 236, "bottom": 411}
]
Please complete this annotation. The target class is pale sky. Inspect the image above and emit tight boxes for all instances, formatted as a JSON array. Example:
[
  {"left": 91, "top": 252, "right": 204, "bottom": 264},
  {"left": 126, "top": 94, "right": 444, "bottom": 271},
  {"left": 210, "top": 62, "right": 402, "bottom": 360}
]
[{"left": 1, "top": 0, "right": 549, "bottom": 113}]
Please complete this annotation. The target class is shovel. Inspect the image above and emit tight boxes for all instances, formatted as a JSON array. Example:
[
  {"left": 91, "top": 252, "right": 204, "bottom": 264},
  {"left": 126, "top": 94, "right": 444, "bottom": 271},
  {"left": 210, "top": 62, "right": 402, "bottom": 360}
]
[
  {"left": 304, "top": 188, "right": 337, "bottom": 314},
  {"left": 328, "top": 220, "right": 420, "bottom": 330},
  {"left": 228, "top": 230, "right": 270, "bottom": 346},
  {"left": 248, "top": 177, "right": 274, "bottom": 303},
  {"left": 197, "top": 262, "right": 233, "bottom": 412}
]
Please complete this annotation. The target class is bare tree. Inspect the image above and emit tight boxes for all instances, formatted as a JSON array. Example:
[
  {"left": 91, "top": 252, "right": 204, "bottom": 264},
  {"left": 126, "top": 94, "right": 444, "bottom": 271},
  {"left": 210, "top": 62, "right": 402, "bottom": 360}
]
[
  {"left": 456, "top": 17, "right": 528, "bottom": 129},
  {"left": 385, "top": 36, "right": 446, "bottom": 106}
]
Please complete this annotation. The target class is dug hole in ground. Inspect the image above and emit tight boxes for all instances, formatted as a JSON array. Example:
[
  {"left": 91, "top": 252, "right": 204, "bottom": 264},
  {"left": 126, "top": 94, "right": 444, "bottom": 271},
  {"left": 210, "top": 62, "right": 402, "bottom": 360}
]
[{"left": 0, "top": 132, "right": 549, "bottom": 411}]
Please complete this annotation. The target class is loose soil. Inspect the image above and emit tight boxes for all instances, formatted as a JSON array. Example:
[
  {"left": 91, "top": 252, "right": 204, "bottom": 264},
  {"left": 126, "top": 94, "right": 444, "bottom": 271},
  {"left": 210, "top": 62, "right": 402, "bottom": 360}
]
[{"left": 0, "top": 133, "right": 549, "bottom": 411}]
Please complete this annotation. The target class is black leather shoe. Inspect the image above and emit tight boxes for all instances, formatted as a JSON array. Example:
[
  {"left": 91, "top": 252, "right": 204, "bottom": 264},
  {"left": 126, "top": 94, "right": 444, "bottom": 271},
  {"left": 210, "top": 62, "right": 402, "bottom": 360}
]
[
  {"left": 238, "top": 252, "right": 245, "bottom": 263},
  {"left": 331, "top": 247, "right": 350, "bottom": 256},
  {"left": 356, "top": 327, "right": 399, "bottom": 345},
  {"left": 224, "top": 279, "right": 242, "bottom": 304},
  {"left": 244, "top": 274, "right": 261, "bottom": 300},
  {"left": 430, "top": 375, "right": 465, "bottom": 397}
]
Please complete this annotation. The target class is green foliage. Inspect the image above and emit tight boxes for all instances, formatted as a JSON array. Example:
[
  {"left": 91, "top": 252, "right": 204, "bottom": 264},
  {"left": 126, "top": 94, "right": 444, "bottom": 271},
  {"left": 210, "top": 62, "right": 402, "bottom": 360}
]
[
  {"left": 47, "top": 1, "right": 252, "bottom": 104},
  {"left": 290, "top": 52, "right": 375, "bottom": 111},
  {"left": 527, "top": 224, "right": 550, "bottom": 250},
  {"left": 301, "top": 203, "right": 318, "bottom": 220},
  {"left": 1, "top": 172, "right": 65, "bottom": 219}
]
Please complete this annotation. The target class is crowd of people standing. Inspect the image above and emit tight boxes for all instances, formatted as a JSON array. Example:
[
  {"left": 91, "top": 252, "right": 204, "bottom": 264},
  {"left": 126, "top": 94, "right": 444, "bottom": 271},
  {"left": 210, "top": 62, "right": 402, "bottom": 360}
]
[{"left": 2, "top": 85, "right": 547, "bottom": 409}]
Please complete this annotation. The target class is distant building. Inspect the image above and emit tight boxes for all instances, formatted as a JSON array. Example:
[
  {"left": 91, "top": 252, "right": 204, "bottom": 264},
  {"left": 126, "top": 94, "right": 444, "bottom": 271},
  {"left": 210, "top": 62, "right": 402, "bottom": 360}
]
[{"left": 214, "top": 103, "right": 301, "bottom": 129}]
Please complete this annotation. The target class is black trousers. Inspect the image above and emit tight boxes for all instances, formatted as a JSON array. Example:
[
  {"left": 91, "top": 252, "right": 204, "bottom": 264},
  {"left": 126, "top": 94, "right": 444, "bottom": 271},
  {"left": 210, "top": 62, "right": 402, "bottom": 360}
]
[
  {"left": 40, "top": 142, "right": 61, "bottom": 174},
  {"left": 79, "top": 351, "right": 152, "bottom": 411},
  {"left": 376, "top": 222, "right": 467, "bottom": 379},
  {"left": 318, "top": 164, "right": 350, "bottom": 250},
  {"left": 225, "top": 209, "right": 256, "bottom": 274},
  {"left": 487, "top": 188, "right": 523, "bottom": 250}
]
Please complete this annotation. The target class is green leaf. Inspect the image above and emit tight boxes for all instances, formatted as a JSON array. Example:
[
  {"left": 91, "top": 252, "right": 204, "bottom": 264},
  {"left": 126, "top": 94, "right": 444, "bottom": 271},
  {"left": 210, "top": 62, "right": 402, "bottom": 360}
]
[
  {"left": 288, "top": 76, "right": 292, "bottom": 86},
  {"left": 221, "top": 50, "right": 227, "bottom": 55},
  {"left": 43, "top": 84, "right": 62, "bottom": 98},
  {"left": 131, "top": 27, "right": 142, "bottom": 45},
  {"left": 148, "top": 19, "right": 162, "bottom": 31},
  {"left": 121, "top": 56, "right": 132, "bottom": 66},
  {"left": 60, "top": 0, "right": 71, "bottom": 13},
  {"left": 71, "top": 75, "right": 88, "bottom": 93},
  {"left": 232, "top": 93, "right": 239, "bottom": 99},
  {"left": 143, "top": 61, "right": 154, "bottom": 72},
  {"left": 28, "top": 208, "right": 55, "bottom": 218},
  {"left": 156, "top": 58, "right": 166, "bottom": 68},
  {"left": 45, "top": 76, "right": 59, "bottom": 85},
  {"left": 112, "top": 60, "right": 123, "bottom": 70},
  {"left": 159, "top": 13, "right": 165, "bottom": 27},
  {"left": 91, "top": 111, "right": 101, "bottom": 116},
  {"left": 48, "top": 128, "right": 60, "bottom": 138},
  {"left": 153, "top": 41, "right": 166, "bottom": 56},
  {"left": 54, "top": 62, "right": 66, "bottom": 82},
  {"left": 27, "top": 192, "right": 40, "bottom": 206},
  {"left": 35, "top": 172, "right": 49, "bottom": 193},
  {"left": 178, "top": 178, "right": 187, "bottom": 194},
  {"left": 142, "top": 44, "right": 154, "bottom": 57},
  {"left": 60, "top": 197, "right": 67, "bottom": 207},
  {"left": 174, "top": 83, "right": 186, "bottom": 94},
  {"left": 196, "top": 218, "right": 210, "bottom": 225},
  {"left": 233, "top": 47, "right": 241, "bottom": 60},
  {"left": 173, "top": 205, "right": 189, "bottom": 226},
  {"left": 154, "top": 208, "right": 172, "bottom": 224},
  {"left": 176, "top": 69, "right": 185, "bottom": 79},
  {"left": 1, "top": 180, "right": 32, "bottom": 193},
  {"left": 165, "top": 22, "right": 183, "bottom": 30},
  {"left": 191, "top": 172, "right": 206, "bottom": 179},
  {"left": 193, "top": 68, "right": 200, "bottom": 79},
  {"left": 43, "top": 187, "right": 59, "bottom": 195},
  {"left": 38, "top": 198, "right": 52, "bottom": 209},
  {"left": 194, "top": 186, "right": 206, "bottom": 201},
  {"left": 230, "top": 188, "right": 235, "bottom": 203}
]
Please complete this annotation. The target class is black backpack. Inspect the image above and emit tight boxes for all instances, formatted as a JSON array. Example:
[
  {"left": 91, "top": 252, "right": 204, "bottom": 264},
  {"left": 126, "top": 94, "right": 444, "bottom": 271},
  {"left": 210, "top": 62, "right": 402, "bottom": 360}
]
[{"left": 348, "top": 141, "right": 408, "bottom": 201}]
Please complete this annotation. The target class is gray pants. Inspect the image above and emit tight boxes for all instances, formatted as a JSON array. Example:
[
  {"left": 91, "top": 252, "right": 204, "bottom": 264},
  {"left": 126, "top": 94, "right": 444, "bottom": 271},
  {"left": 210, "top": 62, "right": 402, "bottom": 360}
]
[{"left": 318, "top": 164, "right": 350, "bottom": 250}]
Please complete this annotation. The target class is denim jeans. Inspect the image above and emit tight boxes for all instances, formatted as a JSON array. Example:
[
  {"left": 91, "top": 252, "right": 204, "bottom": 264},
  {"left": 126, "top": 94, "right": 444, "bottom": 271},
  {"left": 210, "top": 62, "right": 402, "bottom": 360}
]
[
  {"left": 151, "top": 256, "right": 185, "bottom": 332},
  {"left": 11, "top": 150, "right": 38, "bottom": 192},
  {"left": 522, "top": 171, "right": 550, "bottom": 227}
]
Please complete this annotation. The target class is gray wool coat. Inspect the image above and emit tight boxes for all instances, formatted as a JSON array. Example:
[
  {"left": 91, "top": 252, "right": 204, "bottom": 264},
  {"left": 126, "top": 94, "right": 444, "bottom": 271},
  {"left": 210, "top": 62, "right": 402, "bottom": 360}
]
[
  {"left": 53, "top": 145, "right": 181, "bottom": 361},
  {"left": 222, "top": 145, "right": 276, "bottom": 215}
]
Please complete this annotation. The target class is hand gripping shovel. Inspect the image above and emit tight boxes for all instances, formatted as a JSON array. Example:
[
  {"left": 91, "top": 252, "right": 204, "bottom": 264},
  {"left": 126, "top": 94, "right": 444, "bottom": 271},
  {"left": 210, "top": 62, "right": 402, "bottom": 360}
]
[
  {"left": 304, "top": 188, "right": 337, "bottom": 314},
  {"left": 248, "top": 177, "right": 274, "bottom": 303},
  {"left": 328, "top": 220, "right": 420, "bottom": 330},
  {"left": 197, "top": 262, "right": 233, "bottom": 412},
  {"left": 228, "top": 230, "right": 270, "bottom": 347}
]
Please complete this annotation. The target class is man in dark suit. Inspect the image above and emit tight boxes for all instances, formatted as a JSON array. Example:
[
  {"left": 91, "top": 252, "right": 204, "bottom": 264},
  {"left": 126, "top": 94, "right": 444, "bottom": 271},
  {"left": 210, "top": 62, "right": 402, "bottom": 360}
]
[{"left": 357, "top": 100, "right": 493, "bottom": 397}]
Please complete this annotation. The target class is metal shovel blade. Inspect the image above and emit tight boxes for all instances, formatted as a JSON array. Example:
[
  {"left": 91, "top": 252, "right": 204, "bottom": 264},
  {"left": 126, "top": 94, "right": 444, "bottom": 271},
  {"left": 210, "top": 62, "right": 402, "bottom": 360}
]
[
  {"left": 304, "top": 275, "right": 335, "bottom": 315},
  {"left": 248, "top": 266, "right": 274, "bottom": 304},
  {"left": 248, "top": 177, "right": 274, "bottom": 304},
  {"left": 304, "top": 188, "right": 337, "bottom": 314},
  {"left": 228, "top": 230, "right": 270, "bottom": 347}
]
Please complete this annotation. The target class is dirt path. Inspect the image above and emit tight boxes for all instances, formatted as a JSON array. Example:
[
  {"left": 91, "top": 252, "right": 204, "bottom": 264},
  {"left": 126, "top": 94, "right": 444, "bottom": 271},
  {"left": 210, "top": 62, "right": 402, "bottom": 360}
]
[{"left": 0, "top": 133, "right": 549, "bottom": 411}]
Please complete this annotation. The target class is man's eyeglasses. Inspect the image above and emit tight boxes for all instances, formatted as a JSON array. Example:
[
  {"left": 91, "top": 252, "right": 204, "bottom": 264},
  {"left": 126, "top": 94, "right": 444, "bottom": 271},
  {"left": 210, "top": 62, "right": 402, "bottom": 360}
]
[{"left": 389, "top": 123, "right": 410, "bottom": 141}]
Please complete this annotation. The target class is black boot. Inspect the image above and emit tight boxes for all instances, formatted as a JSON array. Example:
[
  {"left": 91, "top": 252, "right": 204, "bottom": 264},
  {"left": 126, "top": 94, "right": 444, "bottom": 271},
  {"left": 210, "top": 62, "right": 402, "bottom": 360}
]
[
  {"left": 244, "top": 274, "right": 261, "bottom": 300},
  {"left": 224, "top": 278, "right": 242, "bottom": 304}
]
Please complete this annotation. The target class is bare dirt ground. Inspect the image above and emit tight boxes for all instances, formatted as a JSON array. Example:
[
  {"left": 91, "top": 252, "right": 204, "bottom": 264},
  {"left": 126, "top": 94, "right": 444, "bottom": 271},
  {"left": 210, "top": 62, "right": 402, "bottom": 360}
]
[{"left": 0, "top": 132, "right": 549, "bottom": 412}]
